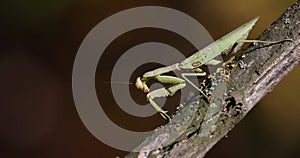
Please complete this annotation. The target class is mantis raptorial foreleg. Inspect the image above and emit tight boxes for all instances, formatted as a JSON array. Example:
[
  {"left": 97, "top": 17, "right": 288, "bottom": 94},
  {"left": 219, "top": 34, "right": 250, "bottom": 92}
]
[
  {"left": 144, "top": 75, "right": 186, "bottom": 120},
  {"left": 137, "top": 69, "right": 209, "bottom": 120}
]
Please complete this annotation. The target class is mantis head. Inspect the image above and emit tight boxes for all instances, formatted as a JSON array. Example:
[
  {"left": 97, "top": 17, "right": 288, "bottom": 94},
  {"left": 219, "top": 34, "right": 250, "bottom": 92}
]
[{"left": 135, "top": 77, "right": 150, "bottom": 93}]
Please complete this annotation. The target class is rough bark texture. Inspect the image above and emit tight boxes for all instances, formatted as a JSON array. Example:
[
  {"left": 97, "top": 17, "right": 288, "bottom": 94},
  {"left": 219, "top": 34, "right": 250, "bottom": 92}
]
[{"left": 126, "top": 1, "right": 300, "bottom": 158}]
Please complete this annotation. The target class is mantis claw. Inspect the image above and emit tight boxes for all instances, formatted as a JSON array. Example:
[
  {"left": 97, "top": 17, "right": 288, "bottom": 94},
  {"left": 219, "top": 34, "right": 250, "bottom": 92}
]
[{"left": 159, "top": 110, "right": 171, "bottom": 121}]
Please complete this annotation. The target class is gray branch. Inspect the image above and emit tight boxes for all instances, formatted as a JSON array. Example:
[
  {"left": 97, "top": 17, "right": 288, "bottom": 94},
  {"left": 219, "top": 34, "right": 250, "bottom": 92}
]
[{"left": 126, "top": 1, "right": 300, "bottom": 157}]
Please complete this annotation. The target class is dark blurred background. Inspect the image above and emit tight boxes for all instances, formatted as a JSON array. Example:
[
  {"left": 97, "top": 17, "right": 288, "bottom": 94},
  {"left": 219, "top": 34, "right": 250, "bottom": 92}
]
[{"left": 0, "top": 0, "right": 299, "bottom": 158}]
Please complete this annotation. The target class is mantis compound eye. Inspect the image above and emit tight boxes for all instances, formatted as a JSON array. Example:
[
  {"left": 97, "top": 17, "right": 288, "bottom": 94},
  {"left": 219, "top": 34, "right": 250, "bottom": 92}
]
[{"left": 135, "top": 77, "right": 150, "bottom": 93}]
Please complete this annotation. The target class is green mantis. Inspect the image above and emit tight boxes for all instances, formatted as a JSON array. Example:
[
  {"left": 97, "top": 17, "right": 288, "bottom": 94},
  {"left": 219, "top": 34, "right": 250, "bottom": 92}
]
[{"left": 135, "top": 17, "right": 291, "bottom": 120}]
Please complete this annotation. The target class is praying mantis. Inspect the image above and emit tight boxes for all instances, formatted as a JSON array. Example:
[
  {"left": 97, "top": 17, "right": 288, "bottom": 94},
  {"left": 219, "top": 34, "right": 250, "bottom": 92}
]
[{"left": 135, "top": 17, "right": 291, "bottom": 120}]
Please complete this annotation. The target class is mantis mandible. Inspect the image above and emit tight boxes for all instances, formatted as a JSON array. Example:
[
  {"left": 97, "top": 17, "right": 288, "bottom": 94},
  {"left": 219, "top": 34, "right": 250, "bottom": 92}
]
[{"left": 135, "top": 17, "right": 291, "bottom": 120}]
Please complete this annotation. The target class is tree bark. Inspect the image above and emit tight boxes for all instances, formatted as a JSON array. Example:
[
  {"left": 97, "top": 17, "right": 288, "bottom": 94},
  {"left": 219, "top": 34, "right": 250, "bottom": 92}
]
[{"left": 126, "top": 1, "right": 300, "bottom": 157}]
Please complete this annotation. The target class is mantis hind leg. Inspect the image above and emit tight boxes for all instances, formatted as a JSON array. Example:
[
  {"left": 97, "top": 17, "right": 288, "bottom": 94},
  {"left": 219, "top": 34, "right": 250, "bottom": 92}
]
[
  {"left": 147, "top": 75, "right": 186, "bottom": 120},
  {"left": 237, "top": 39, "right": 293, "bottom": 45}
]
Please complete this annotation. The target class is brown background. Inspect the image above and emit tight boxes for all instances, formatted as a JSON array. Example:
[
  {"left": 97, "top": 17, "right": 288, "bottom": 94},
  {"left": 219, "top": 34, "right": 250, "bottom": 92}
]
[{"left": 0, "top": 0, "right": 299, "bottom": 158}]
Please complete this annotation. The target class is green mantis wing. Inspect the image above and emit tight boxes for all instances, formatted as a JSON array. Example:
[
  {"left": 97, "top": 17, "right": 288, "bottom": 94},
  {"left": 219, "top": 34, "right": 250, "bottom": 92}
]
[{"left": 179, "top": 17, "right": 259, "bottom": 69}]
